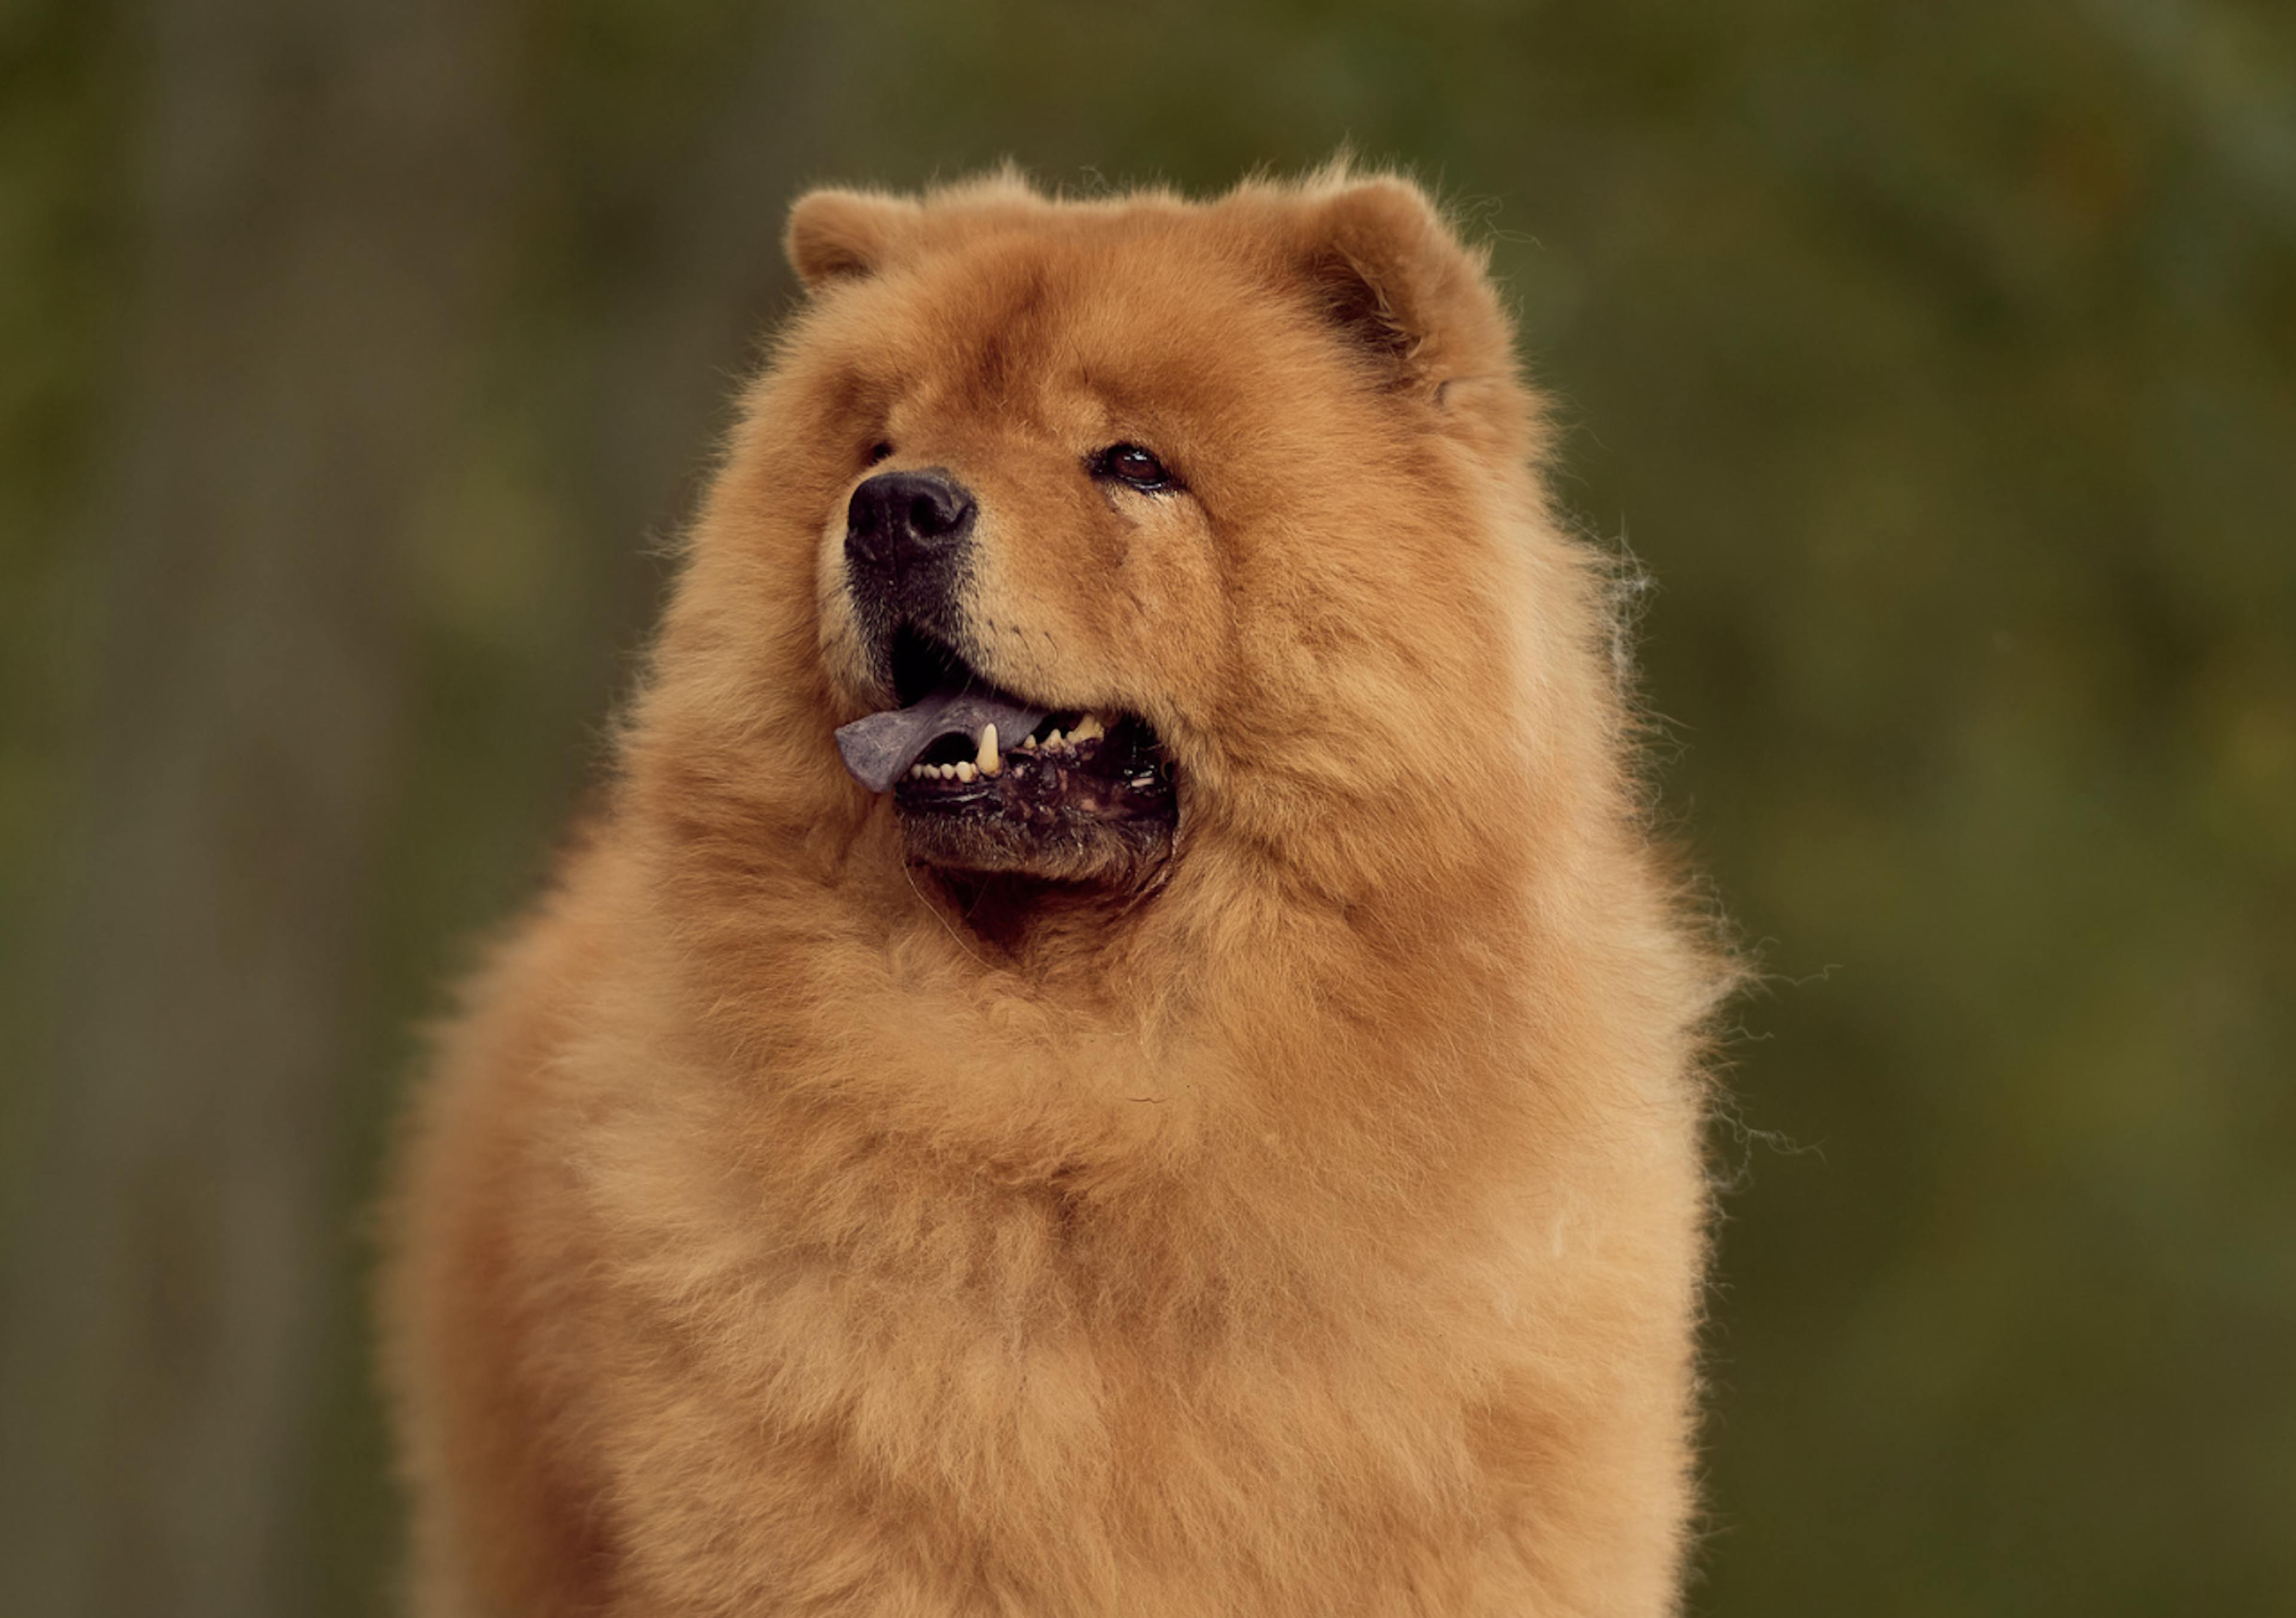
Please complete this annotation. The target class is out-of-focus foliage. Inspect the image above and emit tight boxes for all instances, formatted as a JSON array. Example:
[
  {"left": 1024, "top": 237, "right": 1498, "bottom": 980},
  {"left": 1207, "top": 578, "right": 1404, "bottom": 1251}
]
[{"left": 1, "top": 1, "right": 2289, "bottom": 1614}]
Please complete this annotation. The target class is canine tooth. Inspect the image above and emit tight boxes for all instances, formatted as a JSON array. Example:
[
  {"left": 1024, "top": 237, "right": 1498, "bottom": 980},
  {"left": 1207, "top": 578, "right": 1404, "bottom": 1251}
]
[
  {"left": 955, "top": 761, "right": 976, "bottom": 782},
  {"left": 1069, "top": 713, "right": 1106, "bottom": 744},
  {"left": 976, "top": 723, "right": 1000, "bottom": 775}
]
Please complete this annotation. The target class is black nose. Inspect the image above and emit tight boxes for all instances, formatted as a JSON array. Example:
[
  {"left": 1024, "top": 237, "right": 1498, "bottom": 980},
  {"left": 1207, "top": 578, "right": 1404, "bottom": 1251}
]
[{"left": 845, "top": 469, "right": 976, "bottom": 574}]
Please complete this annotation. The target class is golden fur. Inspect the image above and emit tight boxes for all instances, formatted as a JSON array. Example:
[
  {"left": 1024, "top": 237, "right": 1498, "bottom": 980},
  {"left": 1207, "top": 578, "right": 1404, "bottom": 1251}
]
[{"left": 381, "top": 166, "right": 1730, "bottom": 1617}]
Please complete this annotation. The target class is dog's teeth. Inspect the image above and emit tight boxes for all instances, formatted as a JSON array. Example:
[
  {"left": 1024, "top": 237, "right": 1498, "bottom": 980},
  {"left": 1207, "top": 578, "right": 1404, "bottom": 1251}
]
[
  {"left": 1020, "top": 734, "right": 1037, "bottom": 751},
  {"left": 976, "top": 723, "right": 1000, "bottom": 776},
  {"left": 1045, "top": 728, "right": 1064, "bottom": 747},
  {"left": 1069, "top": 713, "right": 1106, "bottom": 744},
  {"left": 955, "top": 761, "right": 976, "bottom": 782},
  {"left": 908, "top": 765, "right": 923, "bottom": 779}
]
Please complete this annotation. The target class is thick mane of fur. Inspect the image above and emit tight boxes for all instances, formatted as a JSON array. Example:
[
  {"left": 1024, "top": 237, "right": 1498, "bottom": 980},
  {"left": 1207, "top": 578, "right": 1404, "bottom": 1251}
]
[{"left": 383, "top": 168, "right": 1732, "bottom": 1617}]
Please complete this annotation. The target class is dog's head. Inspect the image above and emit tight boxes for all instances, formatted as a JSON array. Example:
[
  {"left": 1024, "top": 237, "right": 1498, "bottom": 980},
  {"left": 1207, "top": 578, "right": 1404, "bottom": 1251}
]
[{"left": 648, "top": 170, "right": 1577, "bottom": 917}]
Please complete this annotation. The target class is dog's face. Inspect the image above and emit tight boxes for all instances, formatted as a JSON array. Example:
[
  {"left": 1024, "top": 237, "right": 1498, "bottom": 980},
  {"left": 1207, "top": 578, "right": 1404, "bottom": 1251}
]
[{"left": 693, "top": 173, "right": 1542, "bottom": 901}]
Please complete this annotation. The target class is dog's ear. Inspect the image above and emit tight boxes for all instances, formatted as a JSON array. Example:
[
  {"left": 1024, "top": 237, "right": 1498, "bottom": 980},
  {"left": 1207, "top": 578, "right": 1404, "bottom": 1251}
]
[
  {"left": 1287, "top": 176, "right": 1510, "bottom": 387},
  {"left": 786, "top": 188, "right": 918, "bottom": 290}
]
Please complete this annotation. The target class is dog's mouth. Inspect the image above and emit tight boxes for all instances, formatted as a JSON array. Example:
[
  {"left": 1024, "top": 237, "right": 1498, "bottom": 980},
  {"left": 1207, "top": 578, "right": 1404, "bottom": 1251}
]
[{"left": 835, "top": 626, "right": 1178, "bottom": 884}]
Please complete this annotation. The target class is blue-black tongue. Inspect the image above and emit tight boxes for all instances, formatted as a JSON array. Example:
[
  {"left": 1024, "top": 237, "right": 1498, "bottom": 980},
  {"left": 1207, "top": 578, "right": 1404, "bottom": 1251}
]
[{"left": 835, "top": 688, "right": 1051, "bottom": 794}]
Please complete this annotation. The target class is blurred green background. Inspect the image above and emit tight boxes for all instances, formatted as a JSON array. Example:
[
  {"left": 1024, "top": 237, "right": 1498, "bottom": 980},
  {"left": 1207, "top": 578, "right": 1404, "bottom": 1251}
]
[{"left": 2, "top": 1, "right": 2291, "bottom": 1613}]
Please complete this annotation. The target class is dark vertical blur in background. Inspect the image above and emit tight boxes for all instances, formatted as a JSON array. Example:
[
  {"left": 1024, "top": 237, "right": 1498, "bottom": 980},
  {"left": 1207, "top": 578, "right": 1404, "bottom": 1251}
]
[{"left": 1, "top": 1, "right": 2289, "bottom": 1613}]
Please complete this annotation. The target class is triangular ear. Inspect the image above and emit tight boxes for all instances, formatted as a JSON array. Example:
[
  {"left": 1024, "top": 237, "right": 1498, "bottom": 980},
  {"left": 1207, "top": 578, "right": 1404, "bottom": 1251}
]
[
  {"left": 1289, "top": 177, "right": 1510, "bottom": 387},
  {"left": 785, "top": 188, "right": 918, "bottom": 290}
]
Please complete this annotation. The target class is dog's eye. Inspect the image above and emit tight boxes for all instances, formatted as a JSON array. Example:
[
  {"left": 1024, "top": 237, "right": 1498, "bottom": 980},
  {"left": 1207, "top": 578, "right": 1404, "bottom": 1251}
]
[
  {"left": 1097, "top": 443, "right": 1173, "bottom": 491},
  {"left": 865, "top": 440, "right": 895, "bottom": 466}
]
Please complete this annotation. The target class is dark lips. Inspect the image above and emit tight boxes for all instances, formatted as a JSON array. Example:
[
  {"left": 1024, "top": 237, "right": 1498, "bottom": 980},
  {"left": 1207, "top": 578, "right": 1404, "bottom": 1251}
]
[
  {"left": 892, "top": 714, "right": 1178, "bottom": 836},
  {"left": 831, "top": 628, "right": 1179, "bottom": 878}
]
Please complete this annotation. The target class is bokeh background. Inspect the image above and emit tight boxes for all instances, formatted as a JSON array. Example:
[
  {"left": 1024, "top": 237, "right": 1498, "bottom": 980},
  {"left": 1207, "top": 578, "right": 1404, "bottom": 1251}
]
[{"left": 3, "top": 1, "right": 2292, "bottom": 1613}]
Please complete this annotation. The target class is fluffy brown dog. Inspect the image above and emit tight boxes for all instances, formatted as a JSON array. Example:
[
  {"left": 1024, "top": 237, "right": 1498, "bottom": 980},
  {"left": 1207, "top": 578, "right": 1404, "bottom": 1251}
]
[{"left": 381, "top": 166, "right": 1729, "bottom": 1617}]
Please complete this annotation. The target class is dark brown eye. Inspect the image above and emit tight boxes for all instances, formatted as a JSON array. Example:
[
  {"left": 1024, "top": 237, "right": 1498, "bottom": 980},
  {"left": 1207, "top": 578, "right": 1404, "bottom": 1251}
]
[
  {"left": 1098, "top": 442, "right": 1173, "bottom": 491},
  {"left": 865, "top": 440, "right": 894, "bottom": 466}
]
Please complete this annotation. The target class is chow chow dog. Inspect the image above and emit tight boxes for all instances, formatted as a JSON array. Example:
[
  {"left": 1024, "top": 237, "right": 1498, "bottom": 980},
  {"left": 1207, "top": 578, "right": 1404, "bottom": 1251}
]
[{"left": 382, "top": 165, "right": 1729, "bottom": 1617}]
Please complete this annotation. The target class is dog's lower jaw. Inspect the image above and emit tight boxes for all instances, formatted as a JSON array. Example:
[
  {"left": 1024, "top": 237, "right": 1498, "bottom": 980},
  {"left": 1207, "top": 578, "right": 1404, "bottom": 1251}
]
[{"left": 897, "top": 810, "right": 1173, "bottom": 887}]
